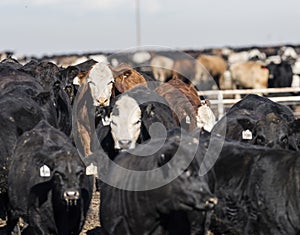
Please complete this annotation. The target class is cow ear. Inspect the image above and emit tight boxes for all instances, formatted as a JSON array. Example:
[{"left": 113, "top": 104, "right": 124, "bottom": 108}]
[
  {"left": 158, "top": 153, "right": 172, "bottom": 167},
  {"left": 123, "top": 70, "right": 132, "bottom": 78},
  {"left": 237, "top": 118, "right": 255, "bottom": 130},
  {"left": 158, "top": 153, "right": 172, "bottom": 178}
]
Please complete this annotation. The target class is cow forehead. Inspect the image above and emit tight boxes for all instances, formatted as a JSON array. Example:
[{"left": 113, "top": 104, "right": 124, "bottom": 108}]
[
  {"left": 87, "top": 62, "right": 114, "bottom": 85},
  {"left": 112, "top": 96, "right": 141, "bottom": 120}
]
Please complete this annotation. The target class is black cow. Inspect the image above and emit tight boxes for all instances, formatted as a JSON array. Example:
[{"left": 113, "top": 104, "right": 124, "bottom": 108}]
[
  {"left": 7, "top": 121, "right": 93, "bottom": 235},
  {"left": 0, "top": 65, "right": 60, "bottom": 220},
  {"left": 209, "top": 140, "right": 300, "bottom": 235},
  {"left": 59, "top": 65, "right": 80, "bottom": 105},
  {"left": 267, "top": 61, "right": 293, "bottom": 96},
  {"left": 211, "top": 94, "right": 300, "bottom": 150},
  {"left": 20, "top": 60, "right": 72, "bottom": 136},
  {"left": 98, "top": 131, "right": 217, "bottom": 235}
]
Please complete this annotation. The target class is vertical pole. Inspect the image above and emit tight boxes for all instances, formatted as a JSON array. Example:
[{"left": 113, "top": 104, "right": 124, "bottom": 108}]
[{"left": 135, "top": 0, "right": 141, "bottom": 47}]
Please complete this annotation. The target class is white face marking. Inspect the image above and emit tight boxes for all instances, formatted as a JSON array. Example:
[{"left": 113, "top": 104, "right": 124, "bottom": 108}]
[
  {"left": 87, "top": 62, "right": 114, "bottom": 106},
  {"left": 110, "top": 96, "right": 141, "bottom": 150},
  {"left": 196, "top": 105, "right": 216, "bottom": 132}
]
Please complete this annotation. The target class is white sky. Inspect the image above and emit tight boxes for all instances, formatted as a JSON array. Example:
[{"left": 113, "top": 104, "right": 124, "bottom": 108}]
[{"left": 0, "top": 0, "right": 299, "bottom": 56}]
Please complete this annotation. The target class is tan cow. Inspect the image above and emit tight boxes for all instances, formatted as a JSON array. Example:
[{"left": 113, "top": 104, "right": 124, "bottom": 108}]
[
  {"left": 150, "top": 55, "right": 174, "bottom": 82},
  {"left": 229, "top": 61, "right": 269, "bottom": 90},
  {"left": 196, "top": 54, "right": 227, "bottom": 89},
  {"left": 227, "top": 61, "right": 269, "bottom": 99}
]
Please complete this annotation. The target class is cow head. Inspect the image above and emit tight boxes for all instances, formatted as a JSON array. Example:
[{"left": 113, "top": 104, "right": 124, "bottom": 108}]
[
  {"left": 51, "top": 152, "right": 87, "bottom": 207},
  {"left": 238, "top": 113, "right": 291, "bottom": 149},
  {"left": 157, "top": 150, "right": 218, "bottom": 213},
  {"left": 110, "top": 95, "right": 141, "bottom": 150},
  {"left": 76, "top": 62, "right": 115, "bottom": 106},
  {"left": 87, "top": 63, "right": 115, "bottom": 106}
]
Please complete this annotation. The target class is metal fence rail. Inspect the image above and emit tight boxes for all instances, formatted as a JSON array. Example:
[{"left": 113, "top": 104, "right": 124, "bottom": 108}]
[{"left": 198, "top": 87, "right": 300, "bottom": 119}]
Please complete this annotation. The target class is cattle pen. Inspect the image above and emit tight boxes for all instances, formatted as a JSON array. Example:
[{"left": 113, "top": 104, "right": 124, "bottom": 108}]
[{"left": 200, "top": 87, "right": 300, "bottom": 120}]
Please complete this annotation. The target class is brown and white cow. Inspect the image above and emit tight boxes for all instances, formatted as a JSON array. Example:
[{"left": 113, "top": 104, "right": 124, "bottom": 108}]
[
  {"left": 155, "top": 77, "right": 215, "bottom": 132},
  {"left": 74, "top": 62, "right": 115, "bottom": 156}
]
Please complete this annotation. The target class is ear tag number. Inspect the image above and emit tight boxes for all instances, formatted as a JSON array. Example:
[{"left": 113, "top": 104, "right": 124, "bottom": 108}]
[
  {"left": 86, "top": 163, "right": 98, "bottom": 177},
  {"left": 102, "top": 116, "right": 111, "bottom": 126},
  {"left": 186, "top": 116, "right": 191, "bottom": 124},
  {"left": 242, "top": 129, "right": 253, "bottom": 140},
  {"left": 40, "top": 165, "right": 51, "bottom": 177}
]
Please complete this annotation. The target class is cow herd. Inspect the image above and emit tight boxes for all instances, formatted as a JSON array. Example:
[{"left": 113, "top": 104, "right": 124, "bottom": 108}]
[{"left": 0, "top": 45, "right": 300, "bottom": 235}]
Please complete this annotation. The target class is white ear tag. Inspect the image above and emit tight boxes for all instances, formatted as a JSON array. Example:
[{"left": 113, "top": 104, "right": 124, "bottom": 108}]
[
  {"left": 102, "top": 116, "right": 111, "bottom": 126},
  {"left": 73, "top": 76, "right": 80, "bottom": 85},
  {"left": 242, "top": 129, "right": 253, "bottom": 140},
  {"left": 186, "top": 116, "right": 191, "bottom": 124},
  {"left": 40, "top": 165, "right": 51, "bottom": 177},
  {"left": 86, "top": 163, "right": 98, "bottom": 177}
]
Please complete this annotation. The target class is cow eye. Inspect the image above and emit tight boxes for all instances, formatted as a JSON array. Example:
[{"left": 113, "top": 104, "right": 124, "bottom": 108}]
[
  {"left": 280, "top": 136, "right": 288, "bottom": 144},
  {"left": 256, "top": 135, "right": 265, "bottom": 145},
  {"left": 134, "top": 119, "right": 141, "bottom": 125},
  {"left": 76, "top": 170, "right": 84, "bottom": 177},
  {"left": 184, "top": 169, "right": 192, "bottom": 177},
  {"left": 108, "top": 81, "right": 114, "bottom": 85}
]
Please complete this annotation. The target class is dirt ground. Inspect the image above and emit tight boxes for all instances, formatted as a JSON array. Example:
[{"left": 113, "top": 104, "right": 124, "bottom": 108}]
[{"left": 0, "top": 191, "right": 101, "bottom": 235}]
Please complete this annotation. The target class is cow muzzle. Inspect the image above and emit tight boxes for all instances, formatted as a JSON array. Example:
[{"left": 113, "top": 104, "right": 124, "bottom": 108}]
[
  {"left": 204, "top": 197, "right": 218, "bottom": 210},
  {"left": 118, "top": 139, "right": 133, "bottom": 150},
  {"left": 64, "top": 190, "right": 80, "bottom": 206}
]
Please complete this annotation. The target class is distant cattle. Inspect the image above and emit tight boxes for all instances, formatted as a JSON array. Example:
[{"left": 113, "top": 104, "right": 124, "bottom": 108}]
[
  {"left": 7, "top": 121, "right": 93, "bottom": 235},
  {"left": 209, "top": 140, "right": 300, "bottom": 235},
  {"left": 196, "top": 54, "right": 227, "bottom": 89},
  {"left": 99, "top": 132, "right": 217, "bottom": 235},
  {"left": 150, "top": 55, "right": 174, "bottom": 82},
  {"left": 172, "top": 58, "right": 196, "bottom": 84},
  {"left": 267, "top": 61, "right": 293, "bottom": 89},
  {"left": 228, "top": 61, "right": 269, "bottom": 93},
  {"left": 211, "top": 94, "right": 299, "bottom": 150},
  {"left": 228, "top": 49, "right": 266, "bottom": 65}
]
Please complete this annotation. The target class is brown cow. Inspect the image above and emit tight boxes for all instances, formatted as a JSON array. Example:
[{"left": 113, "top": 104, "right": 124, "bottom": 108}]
[
  {"left": 172, "top": 58, "right": 196, "bottom": 84},
  {"left": 196, "top": 54, "right": 227, "bottom": 89},
  {"left": 109, "top": 63, "right": 148, "bottom": 93},
  {"left": 155, "top": 77, "right": 215, "bottom": 132}
]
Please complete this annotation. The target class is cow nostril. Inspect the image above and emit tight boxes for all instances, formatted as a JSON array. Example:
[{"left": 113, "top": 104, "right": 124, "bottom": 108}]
[
  {"left": 205, "top": 197, "right": 218, "bottom": 209},
  {"left": 118, "top": 140, "right": 132, "bottom": 149},
  {"left": 64, "top": 190, "right": 80, "bottom": 200}
]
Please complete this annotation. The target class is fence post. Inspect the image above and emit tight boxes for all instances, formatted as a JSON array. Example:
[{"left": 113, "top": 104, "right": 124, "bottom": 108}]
[{"left": 217, "top": 91, "right": 224, "bottom": 120}]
